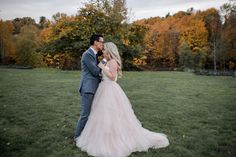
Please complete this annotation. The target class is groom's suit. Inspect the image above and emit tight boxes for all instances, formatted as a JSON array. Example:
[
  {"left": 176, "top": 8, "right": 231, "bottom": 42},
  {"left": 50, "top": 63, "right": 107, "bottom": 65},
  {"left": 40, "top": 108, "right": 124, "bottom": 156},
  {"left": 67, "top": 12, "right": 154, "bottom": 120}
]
[{"left": 75, "top": 48, "right": 101, "bottom": 138}]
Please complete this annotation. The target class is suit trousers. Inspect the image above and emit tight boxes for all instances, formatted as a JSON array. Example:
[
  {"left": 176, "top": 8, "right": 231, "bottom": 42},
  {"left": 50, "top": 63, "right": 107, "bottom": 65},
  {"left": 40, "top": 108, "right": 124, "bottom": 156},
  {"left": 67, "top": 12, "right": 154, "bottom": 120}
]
[{"left": 75, "top": 93, "right": 94, "bottom": 138}]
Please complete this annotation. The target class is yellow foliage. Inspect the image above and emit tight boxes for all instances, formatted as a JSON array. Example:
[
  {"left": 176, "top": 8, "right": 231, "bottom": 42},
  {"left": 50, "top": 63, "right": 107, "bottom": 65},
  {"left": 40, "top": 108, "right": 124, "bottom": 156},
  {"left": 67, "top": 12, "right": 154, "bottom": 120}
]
[{"left": 133, "top": 56, "right": 147, "bottom": 65}]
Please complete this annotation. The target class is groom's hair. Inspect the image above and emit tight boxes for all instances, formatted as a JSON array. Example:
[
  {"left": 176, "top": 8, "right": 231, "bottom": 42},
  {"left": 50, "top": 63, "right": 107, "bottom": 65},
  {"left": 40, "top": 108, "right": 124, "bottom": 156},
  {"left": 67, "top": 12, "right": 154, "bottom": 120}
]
[{"left": 90, "top": 34, "right": 103, "bottom": 45}]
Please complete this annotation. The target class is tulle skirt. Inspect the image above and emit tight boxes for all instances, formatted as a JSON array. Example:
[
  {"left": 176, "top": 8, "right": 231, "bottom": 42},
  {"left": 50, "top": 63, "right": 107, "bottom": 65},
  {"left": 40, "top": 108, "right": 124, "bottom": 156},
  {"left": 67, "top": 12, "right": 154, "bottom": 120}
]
[{"left": 76, "top": 80, "right": 169, "bottom": 157}]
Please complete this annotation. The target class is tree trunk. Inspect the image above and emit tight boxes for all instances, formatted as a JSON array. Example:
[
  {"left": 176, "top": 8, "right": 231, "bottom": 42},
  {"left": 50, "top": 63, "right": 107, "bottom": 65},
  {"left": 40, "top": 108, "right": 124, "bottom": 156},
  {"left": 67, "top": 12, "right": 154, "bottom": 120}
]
[
  {"left": 0, "top": 37, "right": 4, "bottom": 63},
  {"left": 213, "top": 40, "right": 217, "bottom": 74}
]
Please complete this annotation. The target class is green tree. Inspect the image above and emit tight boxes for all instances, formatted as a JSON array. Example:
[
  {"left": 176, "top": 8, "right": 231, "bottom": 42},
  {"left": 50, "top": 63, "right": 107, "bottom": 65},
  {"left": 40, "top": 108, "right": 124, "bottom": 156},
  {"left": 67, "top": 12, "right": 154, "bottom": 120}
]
[
  {"left": 12, "top": 17, "right": 36, "bottom": 34},
  {"left": 16, "top": 25, "right": 44, "bottom": 67},
  {"left": 39, "top": 16, "right": 50, "bottom": 29},
  {"left": 178, "top": 43, "right": 194, "bottom": 69},
  {"left": 192, "top": 47, "right": 207, "bottom": 70}
]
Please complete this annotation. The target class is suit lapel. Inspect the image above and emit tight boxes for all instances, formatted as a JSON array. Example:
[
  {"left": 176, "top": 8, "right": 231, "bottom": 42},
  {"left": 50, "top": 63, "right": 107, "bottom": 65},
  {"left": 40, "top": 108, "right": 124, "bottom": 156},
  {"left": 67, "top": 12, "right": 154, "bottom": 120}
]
[{"left": 88, "top": 48, "right": 98, "bottom": 64}]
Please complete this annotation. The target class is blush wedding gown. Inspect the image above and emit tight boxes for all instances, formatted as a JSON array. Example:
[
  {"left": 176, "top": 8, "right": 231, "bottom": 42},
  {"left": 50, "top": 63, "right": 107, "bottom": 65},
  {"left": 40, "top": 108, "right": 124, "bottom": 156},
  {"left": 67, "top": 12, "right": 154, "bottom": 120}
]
[{"left": 76, "top": 60, "right": 169, "bottom": 157}]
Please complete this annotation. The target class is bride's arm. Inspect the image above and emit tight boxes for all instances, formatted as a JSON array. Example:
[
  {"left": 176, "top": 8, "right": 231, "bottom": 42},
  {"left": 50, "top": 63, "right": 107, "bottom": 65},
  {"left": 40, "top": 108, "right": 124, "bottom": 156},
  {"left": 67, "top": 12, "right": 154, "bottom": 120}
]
[{"left": 99, "top": 59, "right": 118, "bottom": 81}]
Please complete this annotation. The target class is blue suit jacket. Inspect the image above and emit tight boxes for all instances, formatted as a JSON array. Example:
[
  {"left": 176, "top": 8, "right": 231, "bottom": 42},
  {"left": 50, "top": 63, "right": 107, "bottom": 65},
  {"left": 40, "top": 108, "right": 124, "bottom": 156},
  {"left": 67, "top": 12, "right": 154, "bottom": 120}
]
[{"left": 78, "top": 48, "right": 101, "bottom": 94}]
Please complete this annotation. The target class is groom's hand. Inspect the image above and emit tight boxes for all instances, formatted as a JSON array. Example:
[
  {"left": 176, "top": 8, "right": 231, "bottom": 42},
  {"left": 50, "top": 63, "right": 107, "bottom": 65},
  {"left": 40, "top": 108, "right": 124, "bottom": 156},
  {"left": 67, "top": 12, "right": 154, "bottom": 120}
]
[
  {"left": 98, "top": 62, "right": 105, "bottom": 69},
  {"left": 98, "top": 58, "right": 107, "bottom": 69}
]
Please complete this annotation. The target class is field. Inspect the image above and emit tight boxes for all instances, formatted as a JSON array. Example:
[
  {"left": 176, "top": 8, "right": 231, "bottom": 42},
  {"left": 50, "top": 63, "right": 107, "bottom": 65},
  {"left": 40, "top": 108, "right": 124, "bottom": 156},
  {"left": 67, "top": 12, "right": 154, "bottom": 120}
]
[{"left": 0, "top": 68, "right": 235, "bottom": 157}]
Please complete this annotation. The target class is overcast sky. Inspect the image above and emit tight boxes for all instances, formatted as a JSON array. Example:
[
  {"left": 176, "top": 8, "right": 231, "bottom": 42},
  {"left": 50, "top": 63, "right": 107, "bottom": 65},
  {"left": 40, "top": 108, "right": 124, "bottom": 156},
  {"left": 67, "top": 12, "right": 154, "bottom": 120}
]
[{"left": 0, "top": 0, "right": 230, "bottom": 23}]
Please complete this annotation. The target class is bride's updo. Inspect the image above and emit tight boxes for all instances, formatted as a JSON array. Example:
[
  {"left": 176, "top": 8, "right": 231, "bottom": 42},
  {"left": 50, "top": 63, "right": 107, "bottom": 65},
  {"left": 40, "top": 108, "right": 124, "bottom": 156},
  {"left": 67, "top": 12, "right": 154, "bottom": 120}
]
[{"left": 104, "top": 42, "right": 122, "bottom": 77}]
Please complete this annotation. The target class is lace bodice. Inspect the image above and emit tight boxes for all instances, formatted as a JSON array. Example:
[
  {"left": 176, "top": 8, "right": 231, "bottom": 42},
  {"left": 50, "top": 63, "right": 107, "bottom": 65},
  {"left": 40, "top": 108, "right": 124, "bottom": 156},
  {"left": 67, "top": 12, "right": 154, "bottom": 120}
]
[{"left": 102, "top": 66, "right": 118, "bottom": 82}]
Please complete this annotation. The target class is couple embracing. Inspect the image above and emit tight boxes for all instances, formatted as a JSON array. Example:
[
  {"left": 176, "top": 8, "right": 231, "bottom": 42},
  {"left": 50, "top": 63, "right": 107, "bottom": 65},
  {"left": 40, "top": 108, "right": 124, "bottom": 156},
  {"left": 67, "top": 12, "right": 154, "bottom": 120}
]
[{"left": 74, "top": 34, "right": 169, "bottom": 157}]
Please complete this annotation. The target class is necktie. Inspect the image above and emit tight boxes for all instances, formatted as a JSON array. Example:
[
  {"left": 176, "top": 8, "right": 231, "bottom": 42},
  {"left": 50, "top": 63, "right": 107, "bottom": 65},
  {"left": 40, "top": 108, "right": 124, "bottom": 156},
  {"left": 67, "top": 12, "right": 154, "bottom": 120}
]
[{"left": 96, "top": 54, "right": 99, "bottom": 64}]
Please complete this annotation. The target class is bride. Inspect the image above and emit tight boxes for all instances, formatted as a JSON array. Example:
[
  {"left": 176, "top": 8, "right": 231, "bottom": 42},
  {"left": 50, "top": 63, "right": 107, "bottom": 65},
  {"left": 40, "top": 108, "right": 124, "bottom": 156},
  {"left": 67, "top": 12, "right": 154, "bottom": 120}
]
[{"left": 76, "top": 42, "right": 169, "bottom": 157}]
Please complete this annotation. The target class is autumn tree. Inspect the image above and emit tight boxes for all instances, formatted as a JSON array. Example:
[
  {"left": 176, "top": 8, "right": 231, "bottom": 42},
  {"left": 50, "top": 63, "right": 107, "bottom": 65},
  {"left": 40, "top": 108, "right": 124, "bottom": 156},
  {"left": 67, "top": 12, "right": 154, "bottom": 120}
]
[
  {"left": 177, "top": 13, "right": 208, "bottom": 50},
  {"left": 220, "top": 2, "right": 236, "bottom": 70},
  {"left": 136, "top": 10, "right": 208, "bottom": 68},
  {"left": 0, "top": 20, "right": 16, "bottom": 63},
  {"left": 200, "top": 8, "right": 222, "bottom": 72},
  {"left": 39, "top": 0, "right": 146, "bottom": 70}
]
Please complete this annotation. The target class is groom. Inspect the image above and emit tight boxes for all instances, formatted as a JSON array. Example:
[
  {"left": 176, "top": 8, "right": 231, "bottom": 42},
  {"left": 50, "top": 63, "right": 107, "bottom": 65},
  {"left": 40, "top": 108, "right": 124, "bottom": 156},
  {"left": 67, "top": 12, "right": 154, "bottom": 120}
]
[{"left": 75, "top": 34, "right": 104, "bottom": 139}]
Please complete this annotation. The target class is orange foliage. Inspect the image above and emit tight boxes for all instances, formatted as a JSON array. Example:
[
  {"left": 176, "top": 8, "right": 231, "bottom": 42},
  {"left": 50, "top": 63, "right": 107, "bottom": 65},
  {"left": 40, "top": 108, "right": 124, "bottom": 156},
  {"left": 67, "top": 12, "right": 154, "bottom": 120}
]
[{"left": 135, "top": 10, "right": 209, "bottom": 67}]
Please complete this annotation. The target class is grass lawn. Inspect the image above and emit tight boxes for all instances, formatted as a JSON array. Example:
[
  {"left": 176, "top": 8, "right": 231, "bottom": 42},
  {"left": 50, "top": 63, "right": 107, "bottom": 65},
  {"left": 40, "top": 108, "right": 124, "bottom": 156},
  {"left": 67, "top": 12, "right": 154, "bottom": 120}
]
[{"left": 0, "top": 68, "right": 235, "bottom": 157}]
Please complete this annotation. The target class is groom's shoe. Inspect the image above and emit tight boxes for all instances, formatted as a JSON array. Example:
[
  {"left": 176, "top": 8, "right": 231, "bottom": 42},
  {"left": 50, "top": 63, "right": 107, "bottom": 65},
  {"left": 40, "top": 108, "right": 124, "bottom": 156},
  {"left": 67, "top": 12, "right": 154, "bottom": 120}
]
[{"left": 70, "top": 137, "right": 77, "bottom": 145}]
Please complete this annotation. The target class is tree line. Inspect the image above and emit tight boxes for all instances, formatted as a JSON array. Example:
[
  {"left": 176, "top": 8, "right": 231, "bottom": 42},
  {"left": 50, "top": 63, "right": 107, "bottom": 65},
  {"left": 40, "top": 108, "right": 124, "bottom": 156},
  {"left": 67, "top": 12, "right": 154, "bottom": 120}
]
[{"left": 0, "top": 0, "right": 235, "bottom": 72}]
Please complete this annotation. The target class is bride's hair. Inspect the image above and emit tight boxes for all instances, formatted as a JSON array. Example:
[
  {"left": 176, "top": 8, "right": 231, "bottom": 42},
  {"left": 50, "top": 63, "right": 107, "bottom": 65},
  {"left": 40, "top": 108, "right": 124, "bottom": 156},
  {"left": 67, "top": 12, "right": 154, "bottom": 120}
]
[{"left": 104, "top": 42, "right": 122, "bottom": 77}]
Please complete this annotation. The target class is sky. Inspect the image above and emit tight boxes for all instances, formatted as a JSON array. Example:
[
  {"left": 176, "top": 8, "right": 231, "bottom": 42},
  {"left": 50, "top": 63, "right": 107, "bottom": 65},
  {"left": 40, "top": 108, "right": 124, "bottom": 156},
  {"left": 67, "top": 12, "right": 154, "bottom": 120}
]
[{"left": 0, "top": 0, "right": 231, "bottom": 23}]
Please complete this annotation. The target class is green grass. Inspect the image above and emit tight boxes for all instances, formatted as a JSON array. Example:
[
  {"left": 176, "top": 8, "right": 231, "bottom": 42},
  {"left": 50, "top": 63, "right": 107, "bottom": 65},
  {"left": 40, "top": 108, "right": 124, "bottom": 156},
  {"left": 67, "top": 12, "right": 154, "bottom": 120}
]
[{"left": 0, "top": 68, "right": 235, "bottom": 157}]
